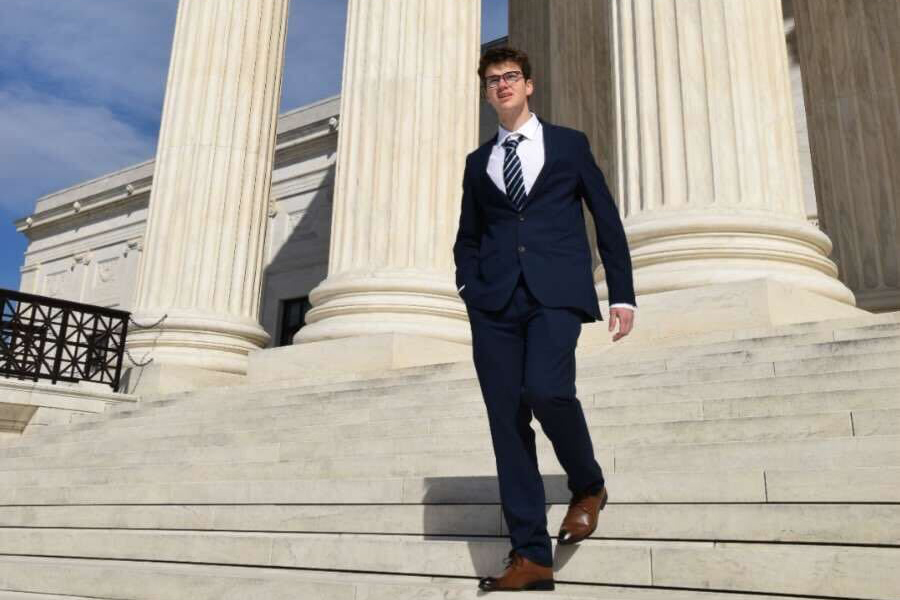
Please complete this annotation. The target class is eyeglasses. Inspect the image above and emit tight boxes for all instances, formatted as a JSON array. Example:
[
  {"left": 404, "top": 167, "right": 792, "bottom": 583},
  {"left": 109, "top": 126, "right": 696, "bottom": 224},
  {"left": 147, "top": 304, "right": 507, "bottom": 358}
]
[{"left": 484, "top": 70, "right": 523, "bottom": 89}]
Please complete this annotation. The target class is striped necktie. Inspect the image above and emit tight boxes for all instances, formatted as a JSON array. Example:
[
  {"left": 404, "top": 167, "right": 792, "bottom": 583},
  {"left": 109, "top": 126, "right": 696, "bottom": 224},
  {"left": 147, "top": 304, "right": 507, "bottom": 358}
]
[{"left": 502, "top": 134, "right": 527, "bottom": 211}]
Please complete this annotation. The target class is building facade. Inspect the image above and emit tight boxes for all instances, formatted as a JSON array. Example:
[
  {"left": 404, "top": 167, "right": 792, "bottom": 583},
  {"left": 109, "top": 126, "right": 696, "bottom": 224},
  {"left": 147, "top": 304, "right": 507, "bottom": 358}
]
[{"left": 15, "top": 3, "right": 847, "bottom": 352}]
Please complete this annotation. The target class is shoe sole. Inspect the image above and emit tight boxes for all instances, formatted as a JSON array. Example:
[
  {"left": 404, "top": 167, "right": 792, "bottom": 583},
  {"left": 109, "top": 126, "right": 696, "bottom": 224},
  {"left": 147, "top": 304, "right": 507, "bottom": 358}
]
[
  {"left": 479, "top": 579, "right": 556, "bottom": 592},
  {"left": 526, "top": 579, "right": 556, "bottom": 591}
]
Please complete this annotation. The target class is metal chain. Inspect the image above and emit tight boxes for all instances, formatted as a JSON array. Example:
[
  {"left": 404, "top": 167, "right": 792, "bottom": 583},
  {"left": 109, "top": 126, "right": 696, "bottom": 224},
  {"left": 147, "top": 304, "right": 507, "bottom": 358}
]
[
  {"left": 124, "top": 313, "right": 168, "bottom": 367},
  {"left": 128, "top": 313, "right": 168, "bottom": 329},
  {"left": 124, "top": 347, "right": 154, "bottom": 367}
]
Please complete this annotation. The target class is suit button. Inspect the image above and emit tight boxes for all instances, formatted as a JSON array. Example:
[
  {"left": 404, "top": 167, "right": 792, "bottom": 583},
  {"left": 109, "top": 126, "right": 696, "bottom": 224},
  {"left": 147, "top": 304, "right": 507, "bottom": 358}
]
[
  {"left": 518, "top": 245, "right": 526, "bottom": 253},
  {"left": 518, "top": 215, "right": 525, "bottom": 222}
]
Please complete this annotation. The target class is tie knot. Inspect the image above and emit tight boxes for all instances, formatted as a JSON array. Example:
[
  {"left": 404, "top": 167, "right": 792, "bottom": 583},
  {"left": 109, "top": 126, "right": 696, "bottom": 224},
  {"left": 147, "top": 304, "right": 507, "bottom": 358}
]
[{"left": 503, "top": 134, "right": 522, "bottom": 150}]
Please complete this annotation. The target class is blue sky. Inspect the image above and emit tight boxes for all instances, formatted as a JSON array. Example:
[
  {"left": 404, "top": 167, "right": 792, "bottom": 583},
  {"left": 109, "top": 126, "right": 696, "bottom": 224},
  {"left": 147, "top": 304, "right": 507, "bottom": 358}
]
[{"left": 0, "top": 0, "right": 508, "bottom": 292}]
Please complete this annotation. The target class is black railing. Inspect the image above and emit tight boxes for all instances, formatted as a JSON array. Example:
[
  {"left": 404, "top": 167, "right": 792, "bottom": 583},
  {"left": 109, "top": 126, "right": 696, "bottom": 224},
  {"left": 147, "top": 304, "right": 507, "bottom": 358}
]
[{"left": 0, "top": 288, "right": 130, "bottom": 391}]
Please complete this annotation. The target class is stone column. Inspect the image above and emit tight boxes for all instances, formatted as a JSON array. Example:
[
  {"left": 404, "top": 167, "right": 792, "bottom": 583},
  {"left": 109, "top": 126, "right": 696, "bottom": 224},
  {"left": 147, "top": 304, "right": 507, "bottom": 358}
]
[
  {"left": 611, "top": 0, "right": 854, "bottom": 304},
  {"left": 509, "top": 0, "right": 614, "bottom": 166},
  {"left": 508, "top": 0, "right": 615, "bottom": 275},
  {"left": 793, "top": 0, "right": 900, "bottom": 312},
  {"left": 128, "top": 0, "right": 291, "bottom": 375},
  {"left": 294, "top": 0, "right": 481, "bottom": 344}
]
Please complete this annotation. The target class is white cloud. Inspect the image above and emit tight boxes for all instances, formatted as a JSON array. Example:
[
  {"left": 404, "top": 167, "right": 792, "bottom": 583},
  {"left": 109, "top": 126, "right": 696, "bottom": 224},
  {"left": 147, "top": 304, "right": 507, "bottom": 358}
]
[
  {"left": 0, "top": 0, "right": 354, "bottom": 220},
  {"left": 0, "top": 82, "right": 154, "bottom": 215},
  {"left": 0, "top": 0, "right": 178, "bottom": 125},
  {"left": 0, "top": 0, "right": 506, "bottom": 221},
  {"left": 0, "top": 0, "right": 178, "bottom": 217}
]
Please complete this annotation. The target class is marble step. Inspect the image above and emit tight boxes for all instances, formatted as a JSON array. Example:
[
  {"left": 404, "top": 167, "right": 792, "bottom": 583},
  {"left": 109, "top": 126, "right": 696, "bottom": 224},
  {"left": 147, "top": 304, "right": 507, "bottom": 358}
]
[
  {"left": 138, "top": 314, "right": 900, "bottom": 404},
  {"left": 0, "top": 555, "right": 840, "bottom": 600},
  {"left": 623, "top": 432, "right": 900, "bottom": 472},
  {"left": 4, "top": 400, "right": 900, "bottom": 486},
  {"left": 98, "top": 329, "right": 900, "bottom": 422},
  {"left": 3, "top": 396, "right": 898, "bottom": 471},
  {"left": 155, "top": 333, "right": 900, "bottom": 406},
  {"left": 0, "top": 501, "right": 896, "bottom": 545},
  {"left": 0, "top": 593, "right": 117, "bottom": 600},
  {"left": 3, "top": 464, "right": 899, "bottom": 506},
  {"left": 66, "top": 342, "right": 900, "bottom": 435},
  {"left": 0, "top": 366, "right": 841, "bottom": 449},
  {"left": 148, "top": 343, "right": 900, "bottom": 412},
  {"left": 0, "top": 410, "right": 873, "bottom": 484},
  {"left": 61, "top": 358, "right": 764, "bottom": 429},
  {"left": 0, "top": 470, "right": 755, "bottom": 505},
  {"left": 33, "top": 321, "right": 886, "bottom": 425},
  {"left": 0, "top": 529, "right": 896, "bottom": 599},
  {"left": 8, "top": 393, "right": 899, "bottom": 469},
  {"left": 0, "top": 464, "right": 900, "bottom": 506},
  {"left": 23, "top": 350, "right": 900, "bottom": 443},
  {"left": 636, "top": 330, "right": 900, "bottom": 371},
  {"left": 3, "top": 413, "right": 900, "bottom": 482},
  {"left": 123, "top": 379, "right": 900, "bottom": 431},
  {"left": 68, "top": 376, "right": 900, "bottom": 442},
  {"left": 7, "top": 384, "right": 900, "bottom": 464}
]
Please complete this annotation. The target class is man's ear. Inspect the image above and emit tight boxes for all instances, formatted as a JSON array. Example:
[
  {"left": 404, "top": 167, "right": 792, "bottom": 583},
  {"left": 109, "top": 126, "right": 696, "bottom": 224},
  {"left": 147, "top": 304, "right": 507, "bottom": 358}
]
[{"left": 525, "top": 78, "right": 534, "bottom": 97}]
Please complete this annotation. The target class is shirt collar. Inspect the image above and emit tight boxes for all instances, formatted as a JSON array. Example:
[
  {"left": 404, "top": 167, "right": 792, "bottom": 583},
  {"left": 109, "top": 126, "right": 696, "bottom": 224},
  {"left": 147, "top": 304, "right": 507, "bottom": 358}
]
[{"left": 497, "top": 112, "right": 541, "bottom": 146}]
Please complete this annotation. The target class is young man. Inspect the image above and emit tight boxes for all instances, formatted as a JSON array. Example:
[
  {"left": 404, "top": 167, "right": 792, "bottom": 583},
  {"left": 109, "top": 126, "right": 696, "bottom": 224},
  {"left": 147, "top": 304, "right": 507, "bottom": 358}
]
[{"left": 453, "top": 47, "right": 637, "bottom": 592}]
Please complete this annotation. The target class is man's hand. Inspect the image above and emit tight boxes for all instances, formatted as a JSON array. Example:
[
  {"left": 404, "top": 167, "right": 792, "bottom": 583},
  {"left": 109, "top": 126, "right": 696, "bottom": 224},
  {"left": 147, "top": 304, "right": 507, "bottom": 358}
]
[{"left": 608, "top": 307, "right": 634, "bottom": 342}]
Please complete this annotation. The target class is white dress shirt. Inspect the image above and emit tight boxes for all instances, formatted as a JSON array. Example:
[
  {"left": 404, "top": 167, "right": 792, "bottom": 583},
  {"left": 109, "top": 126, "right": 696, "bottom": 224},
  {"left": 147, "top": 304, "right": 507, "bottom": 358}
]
[
  {"left": 487, "top": 112, "right": 545, "bottom": 196},
  {"left": 459, "top": 112, "right": 635, "bottom": 313}
]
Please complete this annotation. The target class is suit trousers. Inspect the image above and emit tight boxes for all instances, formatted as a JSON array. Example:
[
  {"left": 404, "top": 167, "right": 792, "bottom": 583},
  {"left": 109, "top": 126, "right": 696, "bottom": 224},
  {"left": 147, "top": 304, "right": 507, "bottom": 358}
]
[{"left": 465, "top": 271, "right": 605, "bottom": 567}]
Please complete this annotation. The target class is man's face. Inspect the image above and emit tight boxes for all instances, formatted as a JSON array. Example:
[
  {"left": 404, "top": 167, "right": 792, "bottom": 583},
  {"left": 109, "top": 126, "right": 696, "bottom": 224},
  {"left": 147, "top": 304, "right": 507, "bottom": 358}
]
[{"left": 483, "top": 60, "right": 533, "bottom": 115}]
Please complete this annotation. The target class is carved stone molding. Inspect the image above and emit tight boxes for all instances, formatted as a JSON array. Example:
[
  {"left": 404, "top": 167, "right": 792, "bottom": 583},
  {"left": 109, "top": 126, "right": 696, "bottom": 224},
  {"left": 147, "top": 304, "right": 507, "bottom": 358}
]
[
  {"left": 72, "top": 252, "right": 92, "bottom": 267},
  {"left": 123, "top": 238, "right": 144, "bottom": 257}
]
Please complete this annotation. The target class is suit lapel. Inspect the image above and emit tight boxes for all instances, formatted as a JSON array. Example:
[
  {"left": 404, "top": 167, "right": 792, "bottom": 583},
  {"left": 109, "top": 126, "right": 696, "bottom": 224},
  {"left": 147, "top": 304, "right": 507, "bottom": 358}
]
[
  {"left": 525, "top": 118, "right": 554, "bottom": 205},
  {"left": 476, "top": 134, "right": 507, "bottom": 201}
]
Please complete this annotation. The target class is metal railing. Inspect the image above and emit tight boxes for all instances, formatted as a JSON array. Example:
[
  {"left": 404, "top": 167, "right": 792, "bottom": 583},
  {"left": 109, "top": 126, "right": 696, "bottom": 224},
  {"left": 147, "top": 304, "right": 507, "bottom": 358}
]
[{"left": 0, "top": 288, "right": 130, "bottom": 391}]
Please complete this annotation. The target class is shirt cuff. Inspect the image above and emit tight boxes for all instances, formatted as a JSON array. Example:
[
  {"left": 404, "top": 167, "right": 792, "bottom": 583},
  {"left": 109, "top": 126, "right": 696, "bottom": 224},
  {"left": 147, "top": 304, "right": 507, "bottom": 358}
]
[{"left": 609, "top": 303, "right": 636, "bottom": 311}]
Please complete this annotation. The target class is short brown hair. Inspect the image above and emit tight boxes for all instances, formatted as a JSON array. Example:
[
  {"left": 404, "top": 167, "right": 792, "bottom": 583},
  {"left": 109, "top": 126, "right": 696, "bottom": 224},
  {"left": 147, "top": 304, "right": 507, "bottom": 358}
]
[{"left": 478, "top": 46, "right": 532, "bottom": 88}]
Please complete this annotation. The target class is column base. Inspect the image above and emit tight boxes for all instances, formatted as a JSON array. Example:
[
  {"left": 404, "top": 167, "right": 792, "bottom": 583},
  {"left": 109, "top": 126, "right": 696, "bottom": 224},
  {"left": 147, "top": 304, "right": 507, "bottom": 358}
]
[
  {"left": 293, "top": 271, "right": 469, "bottom": 345},
  {"left": 125, "top": 309, "right": 271, "bottom": 377},
  {"left": 247, "top": 332, "right": 471, "bottom": 384},
  {"left": 619, "top": 210, "right": 856, "bottom": 306},
  {"left": 119, "top": 362, "right": 246, "bottom": 396},
  {"left": 581, "top": 277, "right": 871, "bottom": 350}
]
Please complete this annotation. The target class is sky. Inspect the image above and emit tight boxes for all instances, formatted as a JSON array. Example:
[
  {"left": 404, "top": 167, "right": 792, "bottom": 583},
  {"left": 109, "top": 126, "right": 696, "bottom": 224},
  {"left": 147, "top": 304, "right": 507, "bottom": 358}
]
[{"left": 0, "top": 0, "right": 509, "bottom": 292}]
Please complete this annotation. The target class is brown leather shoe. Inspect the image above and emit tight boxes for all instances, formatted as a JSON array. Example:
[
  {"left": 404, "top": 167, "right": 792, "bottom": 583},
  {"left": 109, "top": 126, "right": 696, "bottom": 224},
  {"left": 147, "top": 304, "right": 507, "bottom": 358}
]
[
  {"left": 478, "top": 550, "right": 555, "bottom": 592},
  {"left": 557, "top": 484, "right": 608, "bottom": 545}
]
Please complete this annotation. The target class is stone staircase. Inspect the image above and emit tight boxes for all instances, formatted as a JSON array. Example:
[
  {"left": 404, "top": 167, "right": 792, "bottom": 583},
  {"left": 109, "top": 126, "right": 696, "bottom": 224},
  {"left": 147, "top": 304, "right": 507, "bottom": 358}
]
[{"left": 1, "top": 313, "right": 899, "bottom": 599}]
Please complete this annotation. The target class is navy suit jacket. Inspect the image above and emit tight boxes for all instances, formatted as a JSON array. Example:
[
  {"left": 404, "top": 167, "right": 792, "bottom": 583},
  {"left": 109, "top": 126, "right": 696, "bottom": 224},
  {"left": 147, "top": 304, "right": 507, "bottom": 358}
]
[{"left": 453, "top": 117, "right": 636, "bottom": 323}]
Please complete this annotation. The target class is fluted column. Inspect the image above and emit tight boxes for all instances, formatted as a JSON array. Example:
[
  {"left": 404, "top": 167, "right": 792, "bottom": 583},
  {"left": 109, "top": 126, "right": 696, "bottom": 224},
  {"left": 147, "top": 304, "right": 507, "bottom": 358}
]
[
  {"left": 128, "top": 0, "right": 290, "bottom": 373},
  {"left": 509, "top": 0, "right": 615, "bottom": 276},
  {"left": 793, "top": 0, "right": 900, "bottom": 312},
  {"left": 295, "top": 0, "right": 480, "bottom": 344},
  {"left": 611, "top": 0, "right": 855, "bottom": 304}
]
